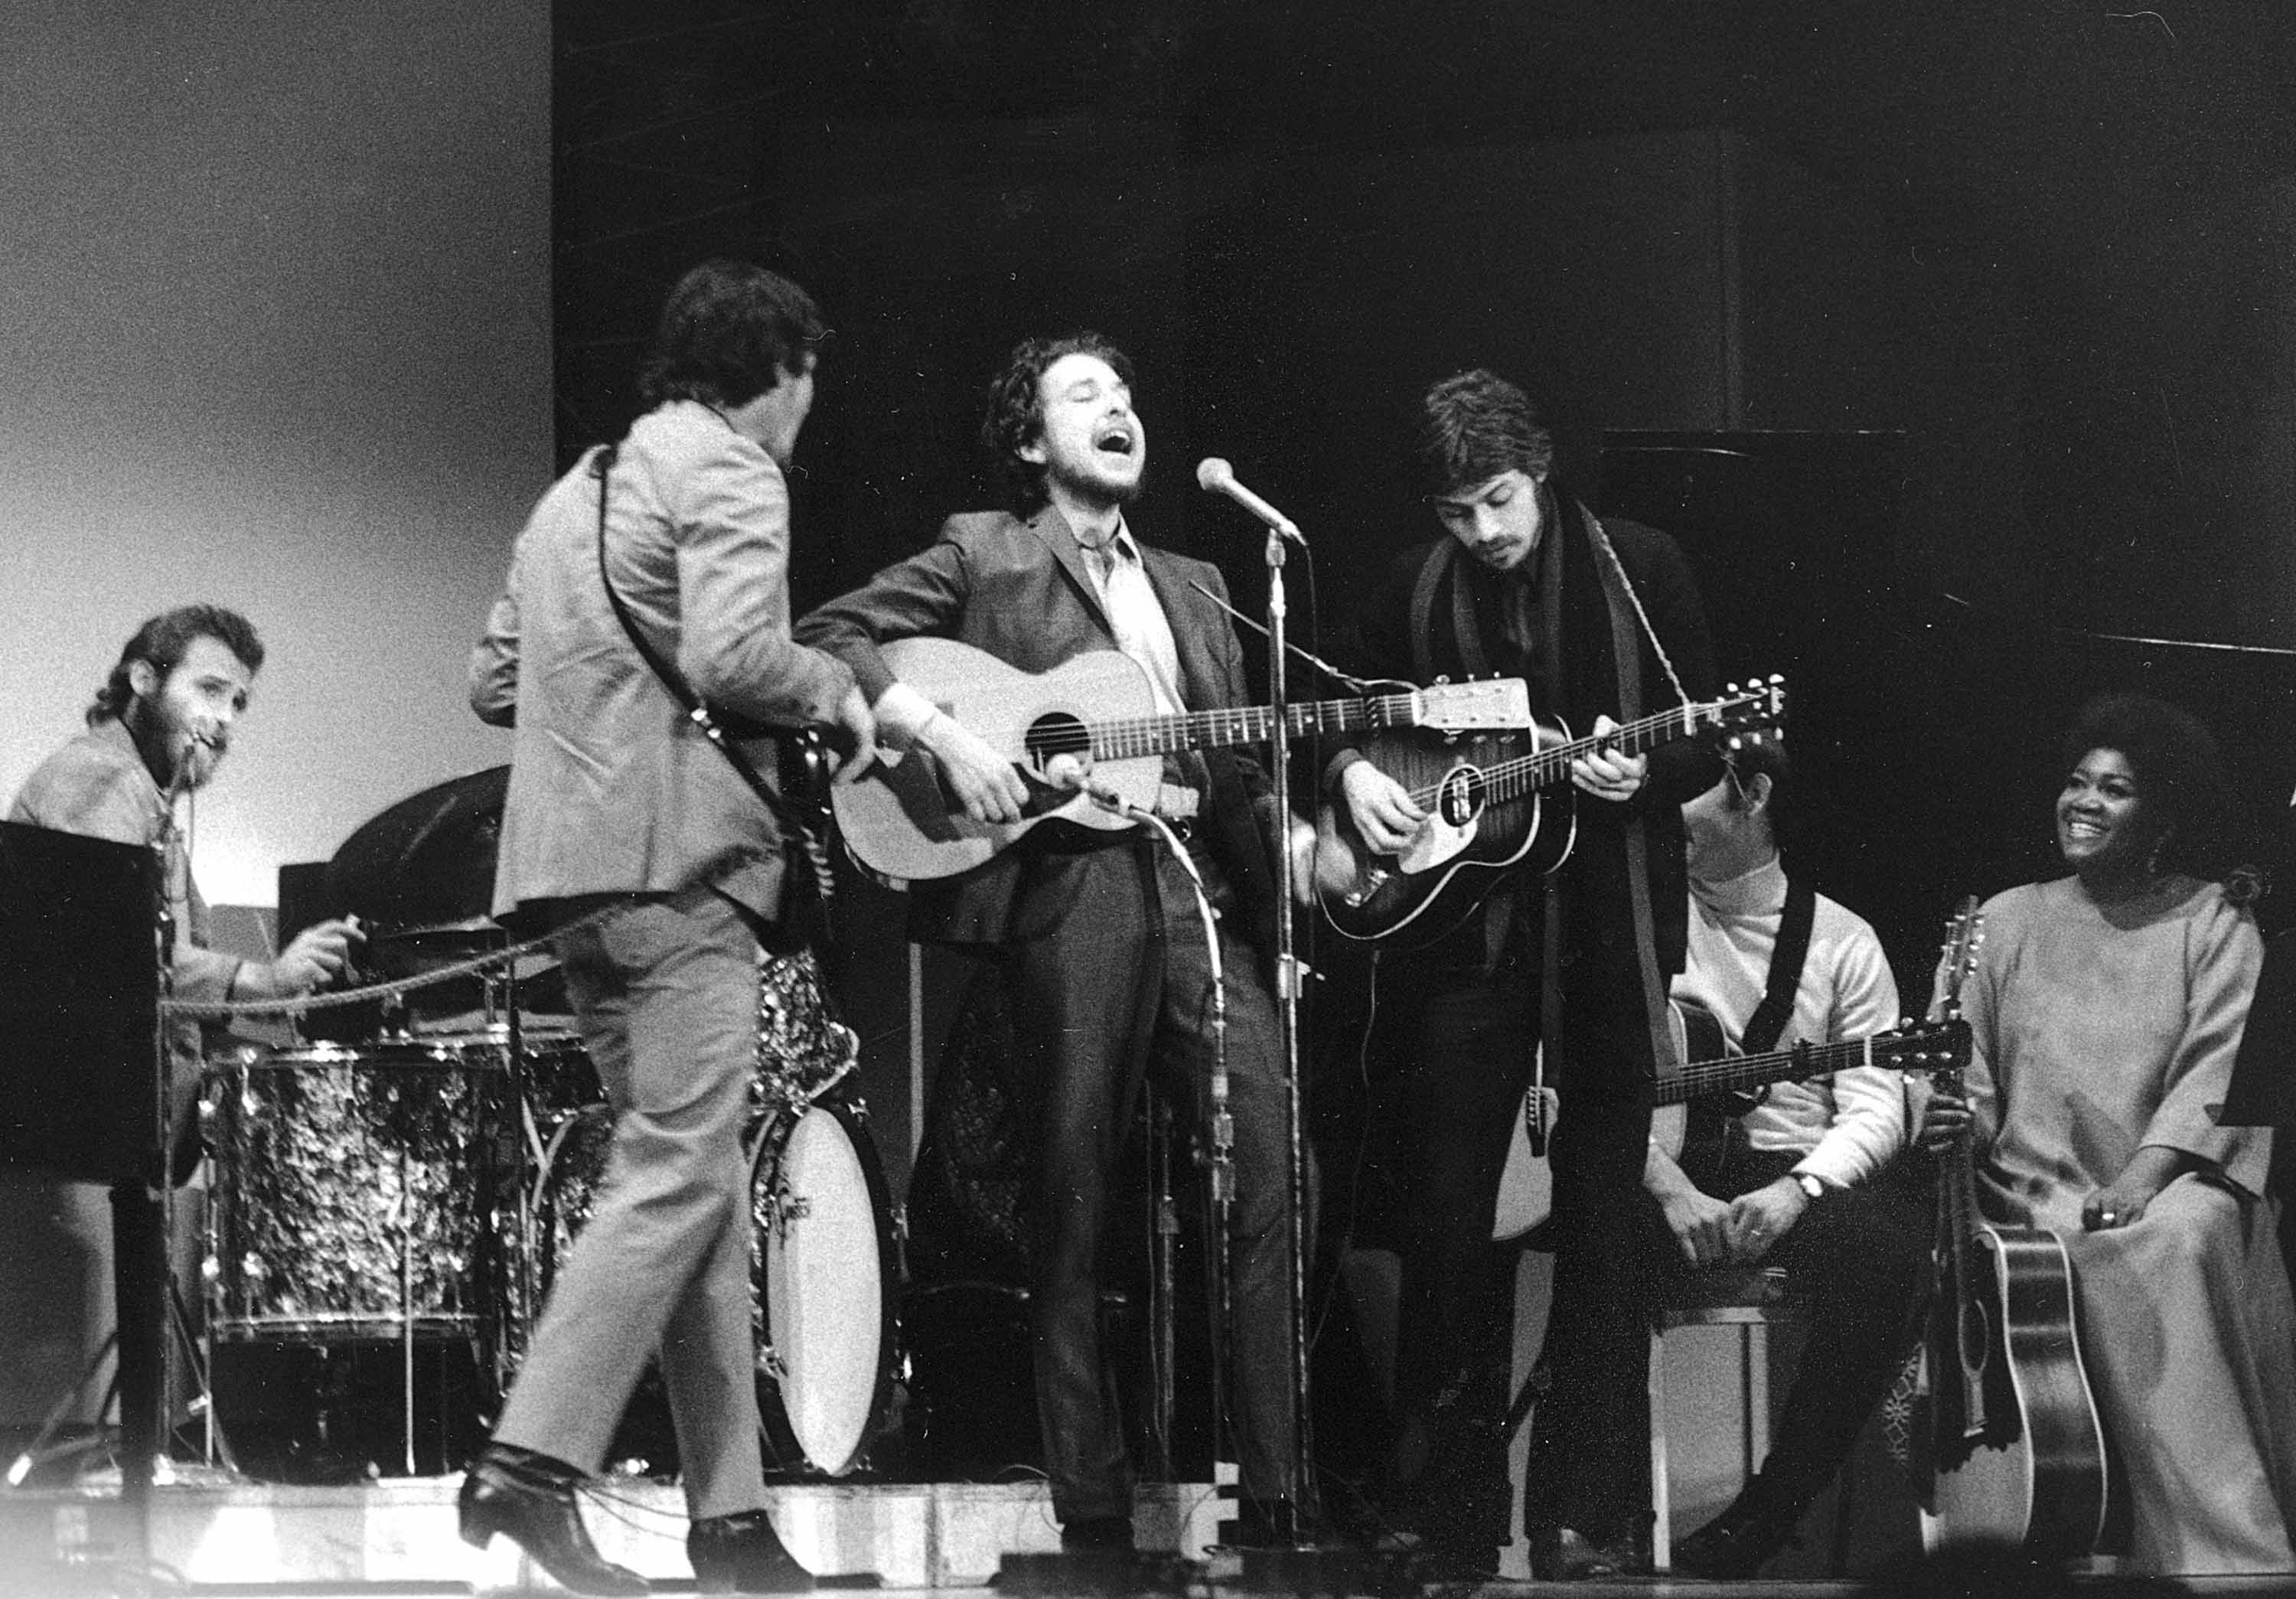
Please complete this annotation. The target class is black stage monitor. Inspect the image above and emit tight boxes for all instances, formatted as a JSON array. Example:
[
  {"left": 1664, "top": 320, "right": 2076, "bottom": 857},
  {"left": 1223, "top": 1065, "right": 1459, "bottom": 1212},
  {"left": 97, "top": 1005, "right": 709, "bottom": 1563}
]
[{"left": 0, "top": 820, "right": 161, "bottom": 1183}]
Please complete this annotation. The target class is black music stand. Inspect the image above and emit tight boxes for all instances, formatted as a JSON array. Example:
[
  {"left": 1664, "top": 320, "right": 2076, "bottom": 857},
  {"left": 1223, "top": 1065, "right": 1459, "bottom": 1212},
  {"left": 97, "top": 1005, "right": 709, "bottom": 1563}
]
[{"left": 0, "top": 821, "right": 166, "bottom": 1561}]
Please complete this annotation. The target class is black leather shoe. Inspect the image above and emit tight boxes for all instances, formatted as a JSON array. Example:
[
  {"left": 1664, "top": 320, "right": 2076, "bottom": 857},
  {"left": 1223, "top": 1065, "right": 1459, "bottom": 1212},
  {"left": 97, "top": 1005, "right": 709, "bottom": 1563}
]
[
  {"left": 1671, "top": 1491, "right": 1805, "bottom": 1579},
  {"left": 1528, "top": 1526, "right": 1643, "bottom": 1581},
  {"left": 1059, "top": 1515, "right": 1137, "bottom": 1551},
  {"left": 458, "top": 1444, "right": 650, "bottom": 1596},
  {"left": 690, "top": 1509, "right": 815, "bottom": 1593}
]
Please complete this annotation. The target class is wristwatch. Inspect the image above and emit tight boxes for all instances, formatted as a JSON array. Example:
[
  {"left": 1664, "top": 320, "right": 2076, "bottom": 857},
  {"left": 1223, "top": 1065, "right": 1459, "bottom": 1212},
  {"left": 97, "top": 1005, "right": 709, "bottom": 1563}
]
[{"left": 1793, "top": 1171, "right": 1829, "bottom": 1203}]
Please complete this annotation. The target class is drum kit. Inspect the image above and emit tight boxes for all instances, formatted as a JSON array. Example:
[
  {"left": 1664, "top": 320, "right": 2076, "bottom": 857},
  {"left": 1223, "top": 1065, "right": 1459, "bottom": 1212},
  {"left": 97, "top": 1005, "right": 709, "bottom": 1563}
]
[{"left": 194, "top": 768, "right": 901, "bottom": 1482}]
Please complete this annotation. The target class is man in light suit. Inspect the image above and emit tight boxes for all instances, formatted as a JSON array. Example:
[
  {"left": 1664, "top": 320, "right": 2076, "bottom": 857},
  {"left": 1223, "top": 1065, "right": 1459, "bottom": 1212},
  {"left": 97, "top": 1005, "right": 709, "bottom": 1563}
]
[
  {"left": 461, "top": 259, "right": 875, "bottom": 1597},
  {"left": 798, "top": 334, "right": 1316, "bottom": 1557}
]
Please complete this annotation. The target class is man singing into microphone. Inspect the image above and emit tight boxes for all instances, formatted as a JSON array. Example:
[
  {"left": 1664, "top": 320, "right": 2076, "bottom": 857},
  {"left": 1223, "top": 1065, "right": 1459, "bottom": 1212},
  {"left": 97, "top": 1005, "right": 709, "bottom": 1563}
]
[{"left": 798, "top": 333, "right": 1318, "bottom": 1559}]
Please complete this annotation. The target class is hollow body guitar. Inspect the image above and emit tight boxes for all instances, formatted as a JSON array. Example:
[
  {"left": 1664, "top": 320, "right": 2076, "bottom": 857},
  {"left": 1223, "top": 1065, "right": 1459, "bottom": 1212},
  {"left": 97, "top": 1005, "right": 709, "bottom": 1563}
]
[
  {"left": 1316, "top": 679, "right": 1786, "bottom": 948},
  {"left": 1916, "top": 899, "right": 2110, "bottom": 1558},
  {"left": 830, "top": 638, "right": 1533, "bottom": 885},
  {"left": 1489, "top": 1000, "right": 1968, "bottom": 1243}
]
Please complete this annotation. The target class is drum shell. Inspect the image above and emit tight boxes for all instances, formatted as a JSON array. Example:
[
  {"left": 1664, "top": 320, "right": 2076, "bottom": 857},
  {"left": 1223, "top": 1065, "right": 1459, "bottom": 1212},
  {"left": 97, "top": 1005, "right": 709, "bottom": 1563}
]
[
  {"left": 530, "top": 1094, "right": 900, "bottom": 1479},
  {"left": 204, "top": 1043, "right": 507, "bottom": 1343},
  {"left": 754, "top": 1098, "right": 900, "bottom": 1478}
]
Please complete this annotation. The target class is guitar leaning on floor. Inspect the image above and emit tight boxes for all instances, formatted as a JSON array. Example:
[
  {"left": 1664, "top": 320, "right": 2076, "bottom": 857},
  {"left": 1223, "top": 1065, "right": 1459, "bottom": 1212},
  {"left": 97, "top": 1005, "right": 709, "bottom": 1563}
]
[
  {"left": 1489, "top": 998, "right": 1969, "bottom": 1243},
  {"left": 1913, "top": 898, "right": 2111, "bottom": 1558},
  {"left": 829, "top": 636, "right": 1534, "bottom": 884},
  {"left": 1313, "top": 678, "right": 1786, "bottom": 948}
]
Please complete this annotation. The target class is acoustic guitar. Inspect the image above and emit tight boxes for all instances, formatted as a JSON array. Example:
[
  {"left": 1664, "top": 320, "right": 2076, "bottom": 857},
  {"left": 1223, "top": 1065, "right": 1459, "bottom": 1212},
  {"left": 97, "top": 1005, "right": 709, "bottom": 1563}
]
[
  {"left": 830, "top": 637, "right": 1531, "bottom": 884},
  {"left": 1314, "top": 679, "right": 1786, "bottom": 948},
  {"left": 1914, "top": 898, "right": 2110, "bottom": 1558},
  {"left": 1489, "top": 998, "right": 1969, "bottom": 1242}
]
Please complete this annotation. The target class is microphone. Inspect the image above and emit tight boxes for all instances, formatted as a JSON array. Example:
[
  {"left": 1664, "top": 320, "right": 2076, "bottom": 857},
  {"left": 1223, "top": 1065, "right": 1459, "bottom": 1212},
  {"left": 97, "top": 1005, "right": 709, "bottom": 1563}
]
[{"left": 1196, "top": 458, "right": 1306, "bottom": 546}]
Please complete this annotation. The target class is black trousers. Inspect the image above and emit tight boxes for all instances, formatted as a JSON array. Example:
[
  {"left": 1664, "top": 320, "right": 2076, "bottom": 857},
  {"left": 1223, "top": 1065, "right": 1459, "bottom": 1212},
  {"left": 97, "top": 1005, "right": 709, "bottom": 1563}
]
[
  {"left": 1003, "top": 837, "right": 1303, "bottom": 1524},
  {"left": 1381, "top": 956, "right": 1655, "bottom": 1554},
  {"left": 1630, "top": 1135, "right": 1929, "bottom": 1513}
]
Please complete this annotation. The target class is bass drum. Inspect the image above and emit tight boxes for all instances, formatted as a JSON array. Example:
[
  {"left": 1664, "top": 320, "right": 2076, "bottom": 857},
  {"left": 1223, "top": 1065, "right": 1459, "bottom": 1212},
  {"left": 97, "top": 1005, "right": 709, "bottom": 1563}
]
[
  {"left": 531, "top": 1096, "right": 900, "bottom": 1478},
  {"left": 752, "top": 1098, "right": 900, "bottom": 1478}
]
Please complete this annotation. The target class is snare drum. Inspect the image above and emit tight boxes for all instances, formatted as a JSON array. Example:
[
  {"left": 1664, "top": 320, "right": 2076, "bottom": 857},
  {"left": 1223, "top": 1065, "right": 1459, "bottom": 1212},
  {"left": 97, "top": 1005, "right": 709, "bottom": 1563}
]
[{"left": 204, "top": 1042, "right": 507, "bottom": 1342}]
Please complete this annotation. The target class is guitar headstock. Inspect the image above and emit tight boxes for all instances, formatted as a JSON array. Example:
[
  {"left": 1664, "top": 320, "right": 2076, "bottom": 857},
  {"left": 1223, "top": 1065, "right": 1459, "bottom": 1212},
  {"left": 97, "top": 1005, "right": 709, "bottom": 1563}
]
[
  {"left": 1936, "top": 896, "right": 1984, "bottom": 1023},
  {"left": 1700, "top": 675, "right": 1787, "bottom": 749},
  {"left": 1411, "top": 676, "right": 1532, "bottom": 732},
  {"left": 1877, "top": 1017, "right": 1974, "bottom": 1078}
]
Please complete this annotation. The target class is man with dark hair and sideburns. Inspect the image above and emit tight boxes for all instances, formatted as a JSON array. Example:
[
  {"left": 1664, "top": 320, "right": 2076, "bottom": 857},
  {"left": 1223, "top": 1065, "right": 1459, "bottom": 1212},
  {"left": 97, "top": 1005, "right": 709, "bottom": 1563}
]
[{"left": 800, "top": 332, "right": 1320, "bottom": 1564}]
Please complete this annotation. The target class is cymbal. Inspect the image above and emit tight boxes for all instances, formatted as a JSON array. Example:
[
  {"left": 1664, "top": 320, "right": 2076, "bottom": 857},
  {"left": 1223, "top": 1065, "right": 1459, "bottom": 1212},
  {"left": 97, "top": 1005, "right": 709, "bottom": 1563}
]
[{"left": 325, "top": 765, "right": 508, "bottom": 933}]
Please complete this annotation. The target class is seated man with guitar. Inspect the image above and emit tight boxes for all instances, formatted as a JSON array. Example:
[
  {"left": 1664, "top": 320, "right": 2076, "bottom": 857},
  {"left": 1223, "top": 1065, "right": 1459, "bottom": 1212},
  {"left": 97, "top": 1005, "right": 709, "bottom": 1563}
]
[
  {"left": 797, "top": 334, "right": 1319, "bottom": 1558},
  {"left": 1640, "top": 738, "right": 1927, "bottom": 1578},
  {"left": 1322, "top": 369, "right": 1721, "bottom": 1580}
]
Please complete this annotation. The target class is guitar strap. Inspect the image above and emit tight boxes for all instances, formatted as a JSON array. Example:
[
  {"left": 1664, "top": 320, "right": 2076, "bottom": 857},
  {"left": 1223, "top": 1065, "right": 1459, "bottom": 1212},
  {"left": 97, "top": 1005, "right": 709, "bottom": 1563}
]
[
  {"left": 589, "top": 447, "right": 833, "bottom": 909},
  {"left": 1740, "top": 875, "right": 1818, "bottom": 1057},
  {"left": 1585, "top": 509, "right": 1678, "bottom": 1086}
]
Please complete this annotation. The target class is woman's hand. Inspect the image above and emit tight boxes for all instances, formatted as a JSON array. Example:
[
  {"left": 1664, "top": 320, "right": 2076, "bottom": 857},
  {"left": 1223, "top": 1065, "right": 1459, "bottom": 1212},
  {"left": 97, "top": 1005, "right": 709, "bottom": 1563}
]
[{"left": 2080, "top": 1146, "right": 2189, "bottom": 1231}]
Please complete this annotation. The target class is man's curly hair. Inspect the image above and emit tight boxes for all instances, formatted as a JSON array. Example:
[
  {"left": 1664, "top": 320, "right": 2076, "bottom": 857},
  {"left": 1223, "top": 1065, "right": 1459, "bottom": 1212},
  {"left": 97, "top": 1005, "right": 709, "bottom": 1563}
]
[{"left": 979, "top": 332, "right": 1133, "bottom": 514}]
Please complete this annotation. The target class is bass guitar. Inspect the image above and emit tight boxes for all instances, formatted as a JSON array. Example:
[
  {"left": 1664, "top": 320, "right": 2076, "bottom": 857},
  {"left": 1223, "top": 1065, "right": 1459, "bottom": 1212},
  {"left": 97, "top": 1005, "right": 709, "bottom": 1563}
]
[
  {"left": 1315, "top": 678, "right": 1786, "bottom": 948},
  {"left": 1914, "top": 899, "right": 2110, "bottom": 1558},
  {"left": 830, "top": 637, "right": 1531, "bottom": 883},
  {"left": 1490, "top": 998, "right": 1968, "bottom": 1242}
]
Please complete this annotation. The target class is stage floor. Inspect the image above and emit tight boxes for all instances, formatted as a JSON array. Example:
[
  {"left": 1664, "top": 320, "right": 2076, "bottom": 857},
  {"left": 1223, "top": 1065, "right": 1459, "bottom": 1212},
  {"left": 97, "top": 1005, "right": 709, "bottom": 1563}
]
[{"left": 5, "top": 1476, "right": 2296, "bottom": 1598}]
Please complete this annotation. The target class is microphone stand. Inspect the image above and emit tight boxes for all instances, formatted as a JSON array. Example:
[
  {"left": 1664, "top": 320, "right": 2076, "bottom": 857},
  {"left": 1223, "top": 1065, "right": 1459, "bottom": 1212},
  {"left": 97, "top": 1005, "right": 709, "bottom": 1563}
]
[{"left": 1260, "top": 525, "right": 1312, "bottom": 1547}]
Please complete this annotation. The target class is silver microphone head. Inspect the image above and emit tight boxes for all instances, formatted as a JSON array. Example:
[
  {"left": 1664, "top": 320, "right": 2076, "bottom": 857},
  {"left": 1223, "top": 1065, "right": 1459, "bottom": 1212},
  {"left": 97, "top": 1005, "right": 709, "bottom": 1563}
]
[{"left": 1195, "top": 456, "right": 1234, "bottom": 492}]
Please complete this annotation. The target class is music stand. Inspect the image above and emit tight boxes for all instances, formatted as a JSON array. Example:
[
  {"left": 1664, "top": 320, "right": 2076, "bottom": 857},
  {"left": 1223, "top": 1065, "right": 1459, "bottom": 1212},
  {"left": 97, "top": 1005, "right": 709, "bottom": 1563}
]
[{"left": 0, "top": 821, "right": 166, "bottom": 1561}]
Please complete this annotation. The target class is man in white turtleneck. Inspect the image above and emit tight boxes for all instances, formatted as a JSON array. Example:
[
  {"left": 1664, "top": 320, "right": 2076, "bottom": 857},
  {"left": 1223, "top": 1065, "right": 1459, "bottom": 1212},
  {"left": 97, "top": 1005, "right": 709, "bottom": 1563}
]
[{"left": 1643, "top": 741, "right": 1926, "bottom": 1578}]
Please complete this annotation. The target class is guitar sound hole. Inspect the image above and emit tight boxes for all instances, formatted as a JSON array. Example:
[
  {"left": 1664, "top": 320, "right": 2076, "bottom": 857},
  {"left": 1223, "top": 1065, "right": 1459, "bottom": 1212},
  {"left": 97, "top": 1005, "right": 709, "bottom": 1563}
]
[
  {"left": 1435, "top": 766, "right": 1486, "bottom": 827},
  {"left": 1022, "top": 713, "right": 1091, "bottom": 774}
]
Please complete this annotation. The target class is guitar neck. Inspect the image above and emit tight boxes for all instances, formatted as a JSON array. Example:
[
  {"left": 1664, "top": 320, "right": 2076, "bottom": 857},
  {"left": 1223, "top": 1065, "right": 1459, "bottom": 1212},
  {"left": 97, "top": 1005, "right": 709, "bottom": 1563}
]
[
  {"left": 1658, "top": 1034, "right": 1891, "bottom": 1105},
  {"left": 1086, "top": 692, "right": 1424, "bottom": 761},
  {"left": 1463, "top": 701, "right": 1715, "bottom": 805}
]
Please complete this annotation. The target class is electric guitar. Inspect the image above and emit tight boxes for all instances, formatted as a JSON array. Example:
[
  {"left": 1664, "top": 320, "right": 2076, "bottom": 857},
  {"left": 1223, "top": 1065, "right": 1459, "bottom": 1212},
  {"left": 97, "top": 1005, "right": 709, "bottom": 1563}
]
[
  {"left": 1489, "top": 997, "right": 1969, "bottom": 1242},
  {"left": 1315, "top": 678, "right": 1786, "bottom": 948},
  {"left": 830, "top": 637, "right": 1531, "bottom": 884},
  {"left": 1915, "top": 899, "right": 2110, "bottom": 1558}
]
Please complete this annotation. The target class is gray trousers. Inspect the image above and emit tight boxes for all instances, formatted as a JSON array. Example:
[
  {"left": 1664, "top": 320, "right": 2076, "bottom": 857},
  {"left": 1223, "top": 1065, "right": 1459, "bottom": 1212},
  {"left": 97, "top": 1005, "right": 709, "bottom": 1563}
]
[{"left": 494, "top": 887, "right": 765, "bottom": 1519}]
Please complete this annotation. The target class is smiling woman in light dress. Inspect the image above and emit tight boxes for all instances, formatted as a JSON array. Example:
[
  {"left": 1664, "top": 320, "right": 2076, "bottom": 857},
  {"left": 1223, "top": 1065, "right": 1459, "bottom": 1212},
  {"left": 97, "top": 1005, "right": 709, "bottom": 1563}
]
[{"left": 1921, "top": 693, "right": 2296, "bottom": 1574}]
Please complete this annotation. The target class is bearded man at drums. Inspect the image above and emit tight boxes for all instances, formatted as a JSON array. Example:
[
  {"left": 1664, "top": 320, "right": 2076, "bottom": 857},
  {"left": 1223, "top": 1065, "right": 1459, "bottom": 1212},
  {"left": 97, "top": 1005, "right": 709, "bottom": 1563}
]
[
  {"left": 8, "top": 605, "right": 361, "bottom": 1473},
  {"left": 463, "top": 260, "right": 876, "bottom": 1597},
  {"left": 11, "top": 605, "right": 362, "bottom": 1079}
]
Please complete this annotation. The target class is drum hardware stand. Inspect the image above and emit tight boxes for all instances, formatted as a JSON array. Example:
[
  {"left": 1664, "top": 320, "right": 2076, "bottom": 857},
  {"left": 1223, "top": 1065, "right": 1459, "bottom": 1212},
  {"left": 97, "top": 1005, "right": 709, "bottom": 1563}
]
[{"left": 4, "top": 1277, "right": 237, "bottom": 1490}]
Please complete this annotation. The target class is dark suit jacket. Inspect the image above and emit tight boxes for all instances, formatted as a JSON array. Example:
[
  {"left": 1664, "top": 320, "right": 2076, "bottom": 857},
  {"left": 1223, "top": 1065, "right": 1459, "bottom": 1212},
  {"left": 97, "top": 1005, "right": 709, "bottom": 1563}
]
[
  {"left": 1336, "top": 505, "right": 1720, "bottom": 1092},
  {"left": 796, "top": 504, "right": 1285, "bottom": 954}
]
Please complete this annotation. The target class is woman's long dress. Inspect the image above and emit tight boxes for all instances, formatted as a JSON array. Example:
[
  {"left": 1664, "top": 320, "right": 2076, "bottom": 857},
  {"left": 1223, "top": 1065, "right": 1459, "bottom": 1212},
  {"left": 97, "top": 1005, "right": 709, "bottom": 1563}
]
[{"left": 1965, "top": 874, "right": 2296, "bottom": 1574}]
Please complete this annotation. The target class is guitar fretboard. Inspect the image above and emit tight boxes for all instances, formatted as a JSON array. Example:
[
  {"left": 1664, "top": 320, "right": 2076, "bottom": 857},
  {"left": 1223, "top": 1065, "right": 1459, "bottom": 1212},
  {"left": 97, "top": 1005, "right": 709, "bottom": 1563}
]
[
  {"left": 1049, "top": 693, "right": 1427, "bottom": 762},
  {"left": 1661, "top": 1032, "right": 1926, "bottom": 1105},
  {"left": 1400, "top": 697, "right": 1750, "bottom": 810}
]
